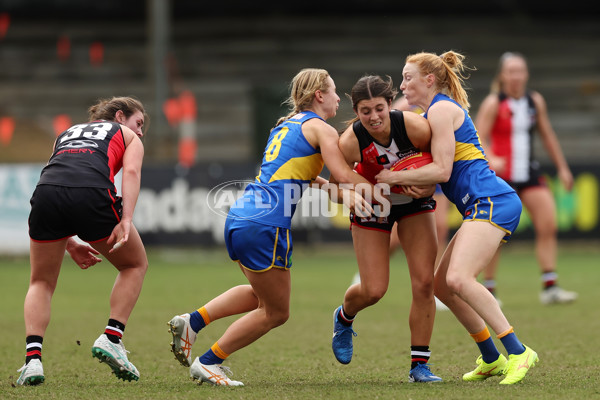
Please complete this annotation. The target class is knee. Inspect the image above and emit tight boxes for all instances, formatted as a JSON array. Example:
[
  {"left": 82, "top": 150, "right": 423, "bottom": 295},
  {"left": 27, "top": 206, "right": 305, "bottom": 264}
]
[
  {"left": 445, "top": 270, "right": 467, "bottom": 296},
  {"left": 29, "top": 278, "right": 58, "bottom": 295},
  {"left": 119, "top": 259, "right": 148, "bottom": 276},
  {"left": 362, "top": 285, "right": 387, "bottom": 306},
  {"left": 411, "top": 275, "right": 434, "bottom": 299},
  {"left": 535, "top": 223, "right": 557, "bottom": 239},
  {"left": 139, "top": 260, "right": 149, "bottom": 275},
  {"left": 533, "top": 213, "right": 557, "bottom": 237},
  {"left": 267, "top": 309, "right": 289, "bottom": 329}
]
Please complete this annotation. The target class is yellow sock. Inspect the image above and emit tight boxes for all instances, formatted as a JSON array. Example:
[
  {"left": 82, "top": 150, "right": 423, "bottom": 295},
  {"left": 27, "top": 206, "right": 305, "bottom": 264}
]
[
  {"left": 211, "top": 342, "right": 229, "bottom": 360},
  {"left": 198, "top": 306, "right": 211, "bottom": 325},
  {"left": 470, "top": 326, "right": 491, "bottom": 343}
]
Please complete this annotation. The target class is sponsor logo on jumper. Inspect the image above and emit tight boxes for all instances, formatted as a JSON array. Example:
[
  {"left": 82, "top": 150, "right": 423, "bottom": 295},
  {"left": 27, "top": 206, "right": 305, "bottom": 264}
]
[{"left": 56, "top": 148, "right": 97, "bottom": 155}]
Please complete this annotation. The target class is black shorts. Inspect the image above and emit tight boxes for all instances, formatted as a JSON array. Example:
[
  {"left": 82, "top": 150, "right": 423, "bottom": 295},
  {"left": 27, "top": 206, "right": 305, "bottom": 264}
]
[
  {"left": 29, "top": 185, "right": 122, "bottom": 243},
  {"left": 506, "top": 163, "right": 548, "bottom": 193},
  {"left": 350, "top": 197, "right": 436, "bottom": 233}
]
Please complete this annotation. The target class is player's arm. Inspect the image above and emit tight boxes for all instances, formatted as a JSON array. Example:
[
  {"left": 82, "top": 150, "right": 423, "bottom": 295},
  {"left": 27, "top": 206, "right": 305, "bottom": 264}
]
[
  {"left": 108, "top": 126, "right": 144, "bottom": 252},
  {"left": 531, "top": 91, "right": 573, "bottom": 191},
  {"left": 312, "top": 175, "right": 330, "bottom": 188},
  {"left": 474, "top": 94, "right": 505, "bottom": 173},
  {"left": 66, "top": 238, "right": 102, "bottom": 269},
  {"left": 313, "top": 122, "right": 367, "bottom": 186},
  {"left": 308, "top": 122, "right": 374, "bottom": 215},
  {"left": 376, "top": 102, "right": 455, "bottom": 186},
  {"left": 324, "top": 126, "right": 363, "bottom": 204},
  {"left": 401, "top": 111, "right": 436, "bottom": 197},
  {"left": 120, "top": 126, "right": 144, "bottom": 222}
]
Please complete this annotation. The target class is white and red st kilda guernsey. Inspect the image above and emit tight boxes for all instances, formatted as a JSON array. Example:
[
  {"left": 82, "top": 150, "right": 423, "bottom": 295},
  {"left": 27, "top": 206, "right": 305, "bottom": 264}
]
[
  {"left": 37, "top": 120, "right": 126, "bottom": 191},
  {"left": 490, "top": 92, "right": 537, "bottom": 183},
  {"left": 352, "top": 110, "right": 419, "bottom": 205}
]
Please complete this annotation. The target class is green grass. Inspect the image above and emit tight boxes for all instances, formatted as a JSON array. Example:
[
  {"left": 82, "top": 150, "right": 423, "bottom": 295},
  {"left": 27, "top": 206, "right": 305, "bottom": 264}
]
[{"left": 2, "top": 242, "right": 600, "bottom": 399}]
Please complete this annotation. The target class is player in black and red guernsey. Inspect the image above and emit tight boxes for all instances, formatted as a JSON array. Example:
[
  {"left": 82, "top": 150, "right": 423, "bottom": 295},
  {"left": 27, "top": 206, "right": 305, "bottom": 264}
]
[
  {"left": 476, "top": 52, "right": 577, "bottom": 305},
  {"left": 329, "top": 75, "right": 442, "bottom": 383},
  {"left": 17, "top": 97, "right": 147, "bottom": 385}
]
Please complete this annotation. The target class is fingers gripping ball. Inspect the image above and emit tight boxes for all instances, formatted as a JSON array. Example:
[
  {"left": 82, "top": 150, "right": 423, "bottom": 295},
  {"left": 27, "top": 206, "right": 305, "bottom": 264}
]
[{"left": 389, "top": 151, "right": 433, "bottom": 194}]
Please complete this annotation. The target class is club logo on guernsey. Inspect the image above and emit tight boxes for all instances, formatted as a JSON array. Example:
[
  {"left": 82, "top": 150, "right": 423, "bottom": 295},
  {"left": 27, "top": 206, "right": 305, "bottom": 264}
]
[{"left": 206, "top": 180, "right": 277, "bottom": 219}]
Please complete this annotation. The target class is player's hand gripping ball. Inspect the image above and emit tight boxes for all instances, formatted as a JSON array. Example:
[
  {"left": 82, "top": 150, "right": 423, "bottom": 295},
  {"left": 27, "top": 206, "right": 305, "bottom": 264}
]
[{"left": 389, "top": 151, "right": 433, "bottom": 194}]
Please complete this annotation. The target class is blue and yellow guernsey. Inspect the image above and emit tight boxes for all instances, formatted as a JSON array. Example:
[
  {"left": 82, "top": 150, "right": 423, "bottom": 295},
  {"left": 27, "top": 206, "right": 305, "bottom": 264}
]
[
  {"left": 229, "top": 111, "right": 325, "bottom": 229},
  {"left": 425, "top": 93, "right": 514, "bottom": 215}
]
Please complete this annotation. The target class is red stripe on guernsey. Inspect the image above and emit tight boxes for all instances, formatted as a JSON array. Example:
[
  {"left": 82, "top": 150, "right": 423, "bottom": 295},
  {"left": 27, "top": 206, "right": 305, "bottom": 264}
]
[
  {"left": 106, "top": 127, "right": 126, "bottom": 185},
  {"left": 490, "top": 99, "right": 513, "bottom": 181},
  {"left": 26, "top": 350, "right": 42, "bottom": 357}
]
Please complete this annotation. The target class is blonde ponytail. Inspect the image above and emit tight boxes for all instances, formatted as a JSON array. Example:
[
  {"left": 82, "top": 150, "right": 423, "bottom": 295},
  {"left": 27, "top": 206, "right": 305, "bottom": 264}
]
[
  {"left": 275, "top": 68, "right": 331, "bottom": 127},
  {"left": 406, "top": 50, "right": 474, "bottom": 110}
]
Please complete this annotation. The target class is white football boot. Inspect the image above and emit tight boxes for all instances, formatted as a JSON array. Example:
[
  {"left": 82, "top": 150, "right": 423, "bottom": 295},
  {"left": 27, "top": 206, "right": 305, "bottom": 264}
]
[
  {"left": 91, "top": 334, "right": 139, "bottom": 381},
  {"left": 168, "top": 314, "right": 197, "bottom": 367},
  {"left": 16, "top": 359, "right": 45, "bottom": 386},
  {"left": 190, "top": 358, "right": 244, "bottom": 386}
]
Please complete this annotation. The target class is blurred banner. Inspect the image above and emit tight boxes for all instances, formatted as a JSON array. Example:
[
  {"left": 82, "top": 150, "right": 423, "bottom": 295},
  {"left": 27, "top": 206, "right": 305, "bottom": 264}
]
[
  {"left": 0, "top": 164, "right": 44, "bottom": 254},
  {"left": 1, "top": 163, "right": 598, "bottom": 253}
]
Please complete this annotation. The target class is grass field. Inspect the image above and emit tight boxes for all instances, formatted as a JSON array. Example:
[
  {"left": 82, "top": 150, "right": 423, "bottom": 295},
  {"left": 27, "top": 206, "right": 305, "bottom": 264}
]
[{"left": 1, "top": 241, "right": 599, "bottom": 400}]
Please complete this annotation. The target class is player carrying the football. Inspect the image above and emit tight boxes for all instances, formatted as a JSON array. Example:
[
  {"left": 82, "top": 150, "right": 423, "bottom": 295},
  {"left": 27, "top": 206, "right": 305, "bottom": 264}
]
[{"left": 330, "top": 74, "right": 443, "bottom": 382}]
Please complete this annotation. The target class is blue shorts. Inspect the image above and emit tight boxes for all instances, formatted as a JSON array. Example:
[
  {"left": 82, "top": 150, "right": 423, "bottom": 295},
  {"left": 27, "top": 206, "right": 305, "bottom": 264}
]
[
  {"left": 224, "top": 215, "right": 292, "bottom": 272},
  {"left": 463, "top": 192, "right": 522, "bottom": 243}
]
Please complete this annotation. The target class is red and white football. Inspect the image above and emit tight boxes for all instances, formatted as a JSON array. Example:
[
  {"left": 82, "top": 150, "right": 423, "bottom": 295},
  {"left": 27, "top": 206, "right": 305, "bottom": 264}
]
[
  {"left": 390, "top": 151, "right": 433, "bottom": 171},
  {"left": 389, "top": 152, "right": 433, "bottom": 194}
]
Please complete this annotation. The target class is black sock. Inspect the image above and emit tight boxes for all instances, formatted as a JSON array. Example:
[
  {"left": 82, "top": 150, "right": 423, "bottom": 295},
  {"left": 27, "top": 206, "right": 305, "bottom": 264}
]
[
  {"left": 104, "top": 319, "right": 125, "bottom": 344},
  {"left": 411, "top": 345, "right": 431, "bottom": 369},
  {"left": 26, "top": 335, "right": 43, "bottom": 364},
  {"left": 338, "top": 307, "right": 355, "bottom": 327}
]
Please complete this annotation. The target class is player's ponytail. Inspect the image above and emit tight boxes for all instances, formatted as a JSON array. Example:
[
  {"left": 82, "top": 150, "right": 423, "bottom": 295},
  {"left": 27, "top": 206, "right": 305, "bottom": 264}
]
[
  {"left": 406, "top": 50, "right": 474, "bottom": 110},
  {"left": 439, "top": 51, "right": 472, "bottom": 110},
  {"left": 275, "top": 68, "right": 331, "bottom": 127}
]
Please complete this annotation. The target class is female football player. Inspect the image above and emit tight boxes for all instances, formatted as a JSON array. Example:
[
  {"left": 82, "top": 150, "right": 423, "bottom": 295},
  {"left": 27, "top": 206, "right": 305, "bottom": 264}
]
[
  {"left": 18, "top": 96, "right": 148, "bottom": 385},
  {"left": 329, "top": 75, "right": 442, "bottom": 383},
  {"left": 167, "top": 68, "right": 374, "bottom": 386},
  {"left": 476, "top": 51, "right": 576, "bottom": 305},
  {"left": 376, "top": 51, "right": 538, "bottom": 385}
]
